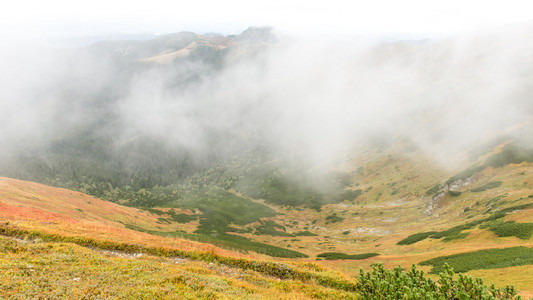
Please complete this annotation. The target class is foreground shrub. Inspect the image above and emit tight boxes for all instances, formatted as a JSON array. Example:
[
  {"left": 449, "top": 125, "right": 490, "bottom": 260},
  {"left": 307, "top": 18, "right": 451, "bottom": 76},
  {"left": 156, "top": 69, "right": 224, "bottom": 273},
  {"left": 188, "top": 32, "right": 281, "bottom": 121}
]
[{"left": 357, "top": 263, "right": 521, "bottom": 299}]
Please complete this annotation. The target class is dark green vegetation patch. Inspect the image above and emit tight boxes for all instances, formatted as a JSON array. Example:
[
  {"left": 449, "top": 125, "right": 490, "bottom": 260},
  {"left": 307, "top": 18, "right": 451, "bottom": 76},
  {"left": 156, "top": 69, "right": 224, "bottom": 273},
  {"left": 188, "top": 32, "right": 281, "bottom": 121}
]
[
  {"left": 397, "top": 231, "right": 437, "bottom": 245},
  {"left": 185, "top": 190, "right": 277, "bottom": 234},
  {"left": 316, "top": 252, "right": 379, "bottom": 260},
  {"left": 168, "top": 212, "right": 197, "bottom": 223},
  {"left": 254, "top": 220, "right": 293, "bottom": 237},
  {"left": 471, "top": 181, "right": 502, "bottom": 192},
  {"left": 489, "top": 221, "right": 533, "bottom": 240},
  {"left": 293, "top": 230, "right": 318, "bottom": 236},
  {"left": 397, "top": 203, "right": 533, "bottom": 245},
  {"left": 325, "top": 213, "right": 344, "bottom": 224},
  {"left": 419, "top": 246, "right": 533, "bottom": 274},
  {"left": 123, "top": 224, "right": 307, "bottom": 258},
  {"left": 425, "top": 184, "right": 442, "bottom": 196},
  {"left": 448, "top": 190, "right": 462, "bottom": 197}
]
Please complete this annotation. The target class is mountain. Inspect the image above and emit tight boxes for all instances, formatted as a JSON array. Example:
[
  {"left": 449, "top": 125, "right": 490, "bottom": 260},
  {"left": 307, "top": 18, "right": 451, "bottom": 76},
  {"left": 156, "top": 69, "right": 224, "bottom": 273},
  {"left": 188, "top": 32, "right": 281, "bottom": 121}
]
[{"left": 0, "top": 25, "right": 532, "bottom": 298}]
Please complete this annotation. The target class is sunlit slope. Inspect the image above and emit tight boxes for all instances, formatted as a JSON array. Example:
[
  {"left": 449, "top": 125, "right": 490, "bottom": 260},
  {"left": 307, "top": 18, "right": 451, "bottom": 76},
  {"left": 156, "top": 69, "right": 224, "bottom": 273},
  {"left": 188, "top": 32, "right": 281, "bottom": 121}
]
[{"left": 0, "top": 177, "right": 245, "bottom": 258}]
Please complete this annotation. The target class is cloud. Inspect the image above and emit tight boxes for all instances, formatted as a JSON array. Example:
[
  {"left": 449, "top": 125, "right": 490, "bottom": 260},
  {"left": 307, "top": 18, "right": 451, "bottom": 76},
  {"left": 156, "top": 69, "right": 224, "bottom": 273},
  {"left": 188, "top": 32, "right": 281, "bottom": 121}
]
[{"left": 1, "top": 24, "right": 533, "bottom": 174}]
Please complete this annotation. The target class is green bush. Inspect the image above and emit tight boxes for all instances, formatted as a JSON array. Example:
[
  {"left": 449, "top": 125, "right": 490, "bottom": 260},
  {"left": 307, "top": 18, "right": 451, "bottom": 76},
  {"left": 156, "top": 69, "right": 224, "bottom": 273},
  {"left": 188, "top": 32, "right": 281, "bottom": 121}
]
[
  {"left": 254, "top": 221, "right": 293, "bottom": 237},
  {"left": 325, "top": 213, "right": 344, "bottom": 224},
  {"left": 419, "top": 246, "right": 533, "bottom": 274},
  {"left": 449, "top": 190, "right": 462, "bottom": 197},
  {"left": 168, "top": 212, "right": 197, "bottom": 223},
  {"left": 294, "top": 230, "right": 318, "bottom": 236},
  {"left": 490, "top": 222, "right": 533, "bottom": 240},
  {"left": 316, "top": 252, "right": 379, "bottom": 260},
  {"left": 397, "top": 231, "right": 437, "bottom": 245},
  {"left": 357, "top": 263, "right": 521, "bottom": 299}
]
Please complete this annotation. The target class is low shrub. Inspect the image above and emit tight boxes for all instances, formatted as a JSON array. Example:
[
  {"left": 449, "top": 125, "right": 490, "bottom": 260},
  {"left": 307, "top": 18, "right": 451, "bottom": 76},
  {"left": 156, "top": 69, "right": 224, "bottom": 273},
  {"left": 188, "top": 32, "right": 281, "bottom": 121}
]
[
  {"left": 325, "top": 213, "right": 344, "bottom": 224},
  {"left": 419, "top": 246, "right": 533, "bottom": 274},
  {"left": 490, "top": 222, "right": 533, "bottom": 240},
  {"left": 398, "top": 203, "right": 533, "bottom": 245},
  {"left": 294, "top": 230, "right": 318, "bottom": 236},
  {"left": 397, "top": 231, "right": 437, "bottom": 245},
  {"left": 449, "top": 190, "right": 462, "bottom": 197},
  {"left": 471, "top": 181, "right": 503, "bottom": 192},
  {"left": 316, "top": 252, "right": 379, "bottom": 260}
]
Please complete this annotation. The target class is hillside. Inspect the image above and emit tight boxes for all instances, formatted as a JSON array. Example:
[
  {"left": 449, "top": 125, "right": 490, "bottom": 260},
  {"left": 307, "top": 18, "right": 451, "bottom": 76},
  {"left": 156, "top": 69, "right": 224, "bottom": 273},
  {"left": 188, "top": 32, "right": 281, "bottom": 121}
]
[
  {"left": 1, "top": 24, "right": 533, "bottom": 298},
  {"left": 0, "top": 175, "right": 530, "bottom": 298},
  {"left": 1, "top": 138, "right": 532, "bottom": 297}
]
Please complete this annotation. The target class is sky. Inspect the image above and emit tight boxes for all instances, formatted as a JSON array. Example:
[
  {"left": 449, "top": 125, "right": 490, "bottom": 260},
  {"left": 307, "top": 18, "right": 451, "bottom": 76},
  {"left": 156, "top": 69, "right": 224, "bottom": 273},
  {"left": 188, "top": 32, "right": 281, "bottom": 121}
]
[{"left": 2, "top": 0, "right": 533, "bottom": 41}]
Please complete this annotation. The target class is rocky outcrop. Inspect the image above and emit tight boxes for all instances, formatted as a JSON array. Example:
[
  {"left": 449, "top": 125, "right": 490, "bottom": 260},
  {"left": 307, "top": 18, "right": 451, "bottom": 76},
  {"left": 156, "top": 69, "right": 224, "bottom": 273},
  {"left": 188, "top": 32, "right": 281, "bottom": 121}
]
[{"left": 424, "top": 176, "right": 475, "bottom": 215}]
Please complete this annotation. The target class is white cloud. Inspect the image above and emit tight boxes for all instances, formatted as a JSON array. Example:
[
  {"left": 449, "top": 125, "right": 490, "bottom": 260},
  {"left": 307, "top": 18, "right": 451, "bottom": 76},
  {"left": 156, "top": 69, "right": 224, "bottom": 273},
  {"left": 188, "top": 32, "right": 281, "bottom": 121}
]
[{"left": 1, "top": 0, "right": 533, "bottom": 39}]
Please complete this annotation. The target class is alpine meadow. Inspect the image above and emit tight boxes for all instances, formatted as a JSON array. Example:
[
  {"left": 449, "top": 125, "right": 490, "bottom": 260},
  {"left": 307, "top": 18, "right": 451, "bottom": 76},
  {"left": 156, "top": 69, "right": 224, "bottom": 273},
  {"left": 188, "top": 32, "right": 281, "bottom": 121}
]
[{"left": 1, "top": 13, "right": 533, "bottom": 299}]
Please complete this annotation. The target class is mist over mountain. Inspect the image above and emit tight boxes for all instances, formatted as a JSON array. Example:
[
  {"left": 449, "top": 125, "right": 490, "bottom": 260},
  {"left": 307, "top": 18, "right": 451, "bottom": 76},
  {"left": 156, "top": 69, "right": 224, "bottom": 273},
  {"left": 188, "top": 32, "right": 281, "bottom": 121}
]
[{"left": 1, "top": 23, "right": 533, "bottom": 203}]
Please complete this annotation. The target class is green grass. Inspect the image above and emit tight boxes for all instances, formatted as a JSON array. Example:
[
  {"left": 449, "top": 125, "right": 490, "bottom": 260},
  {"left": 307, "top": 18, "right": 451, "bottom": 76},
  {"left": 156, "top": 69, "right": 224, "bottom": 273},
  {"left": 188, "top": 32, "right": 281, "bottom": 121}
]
[
  {"left": 489, "top": 222, "right": 533, "bottom": 240},
  {"left": 419, "top": 247, "right": 533, "bottom": 274},
  {"left": 316, "top": 252, "right": 379, "bottom": 260}
]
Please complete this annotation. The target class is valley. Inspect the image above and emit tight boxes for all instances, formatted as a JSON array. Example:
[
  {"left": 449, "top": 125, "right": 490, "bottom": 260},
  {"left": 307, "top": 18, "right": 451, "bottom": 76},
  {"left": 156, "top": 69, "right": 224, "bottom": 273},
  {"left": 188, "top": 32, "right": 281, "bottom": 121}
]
[{"left": 1, "top": 25, "right": 533, "bottom": 298}]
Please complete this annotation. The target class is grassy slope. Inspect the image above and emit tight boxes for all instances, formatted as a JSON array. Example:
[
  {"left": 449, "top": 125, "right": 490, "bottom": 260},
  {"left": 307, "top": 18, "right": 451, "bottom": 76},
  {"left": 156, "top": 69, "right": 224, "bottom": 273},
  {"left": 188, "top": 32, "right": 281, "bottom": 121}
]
[
  {"left": 225, "top": 144, "right": 533, "bottom": 297},
  {"left": 0, "top": 236, "right": 355, "bottom": 299},
  {"left": 0, "top": 177, "right": 248, "bottom": 258},
  {"left": 1, "top": 141, "right": 532, "bottom": 297}
]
